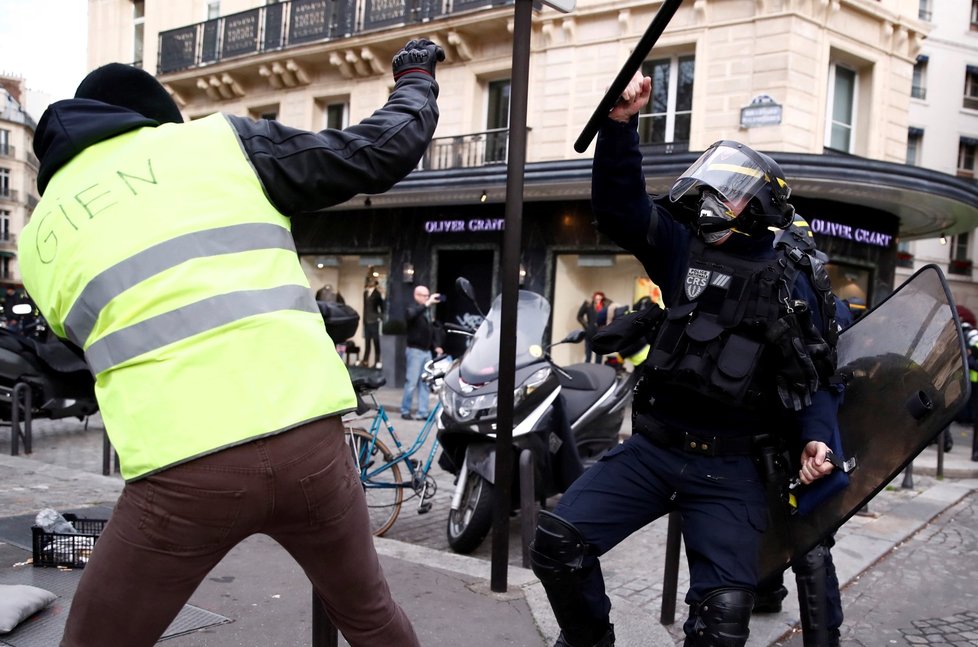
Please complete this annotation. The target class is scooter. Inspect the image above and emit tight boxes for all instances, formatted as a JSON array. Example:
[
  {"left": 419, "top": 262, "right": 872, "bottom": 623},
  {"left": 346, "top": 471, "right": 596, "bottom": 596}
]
[
  {"left": 436, "top": 278, "right": 638, "bottom": 554},
  {"left": 0, "top": 304, "right": 98, "bottom": 424}
]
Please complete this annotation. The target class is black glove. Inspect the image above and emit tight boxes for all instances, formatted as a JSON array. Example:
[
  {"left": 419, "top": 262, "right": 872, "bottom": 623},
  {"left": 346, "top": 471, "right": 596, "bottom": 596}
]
[
  {"left": 766, "top": 314, "right": 819, "bottom": 411},
  {"left": 392, "top": 39, "right": 445, "bottom": 81}
]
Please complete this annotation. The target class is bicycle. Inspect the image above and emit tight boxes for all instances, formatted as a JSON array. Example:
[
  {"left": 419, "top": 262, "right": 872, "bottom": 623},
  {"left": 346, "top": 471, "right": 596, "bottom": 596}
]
[{"left": 343, "top": 358, "right": 449, "bottom": 536}]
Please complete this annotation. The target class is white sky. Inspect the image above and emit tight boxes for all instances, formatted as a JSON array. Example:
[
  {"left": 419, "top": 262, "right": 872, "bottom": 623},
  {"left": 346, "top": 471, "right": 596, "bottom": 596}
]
[{"left": 0, "top": 0, "right": 88, "bottom": 102}]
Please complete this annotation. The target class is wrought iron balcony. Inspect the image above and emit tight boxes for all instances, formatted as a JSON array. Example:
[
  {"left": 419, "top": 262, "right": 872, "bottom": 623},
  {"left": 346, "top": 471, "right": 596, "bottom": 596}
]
[
  {"left": 0, "top": 144, "right": 13, "bottom": 159},
  {"left": 0, "top": 233, "right": 15, "bottom": 254},
  {"left": 422, "top": 128, "right": 511, "bottom": 170},
  {"left": 159, "top": 0, "right": 513, "bottom": 74},
  {"left": 0, "top": 189, "right": 17, "bottom": 203}
]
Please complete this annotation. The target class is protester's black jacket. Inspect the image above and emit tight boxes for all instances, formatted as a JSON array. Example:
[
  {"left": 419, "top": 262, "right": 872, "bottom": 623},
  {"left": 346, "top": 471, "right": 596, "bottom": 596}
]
[{"left": 34, "top": 73, "right": 440, "bottom": 216}]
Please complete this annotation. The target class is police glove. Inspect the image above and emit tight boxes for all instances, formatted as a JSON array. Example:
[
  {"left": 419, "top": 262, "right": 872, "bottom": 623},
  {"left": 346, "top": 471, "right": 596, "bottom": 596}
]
[
  {"left": 766, "top": 314, "right": 819, "bottom": 411},
  {"left": 392, "top": 39, "right": 445, "bottom": 82}
]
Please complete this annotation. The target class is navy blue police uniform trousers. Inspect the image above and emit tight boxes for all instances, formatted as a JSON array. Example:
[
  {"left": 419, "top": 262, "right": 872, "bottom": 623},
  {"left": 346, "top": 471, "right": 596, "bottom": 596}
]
[{"left": 552, "top": 431, "right": 768, "bottom": 628}]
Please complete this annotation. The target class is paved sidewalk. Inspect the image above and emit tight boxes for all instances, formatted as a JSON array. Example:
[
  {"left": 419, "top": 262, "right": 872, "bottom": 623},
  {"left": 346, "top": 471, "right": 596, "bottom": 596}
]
[{"left": 1, "top": 405, "right": 976, "bottom": 645}]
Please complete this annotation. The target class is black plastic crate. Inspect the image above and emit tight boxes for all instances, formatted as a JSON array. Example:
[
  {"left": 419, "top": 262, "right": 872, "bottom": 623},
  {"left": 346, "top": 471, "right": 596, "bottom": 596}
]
[{"left": 31, "top": 514, "right": 106, "bottom": 568}]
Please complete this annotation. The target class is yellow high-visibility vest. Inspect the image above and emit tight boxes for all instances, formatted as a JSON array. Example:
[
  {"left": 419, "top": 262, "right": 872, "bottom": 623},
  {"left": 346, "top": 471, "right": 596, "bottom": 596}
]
[{"left": 19, "top": 114, "right": 355, "bottom": 480}]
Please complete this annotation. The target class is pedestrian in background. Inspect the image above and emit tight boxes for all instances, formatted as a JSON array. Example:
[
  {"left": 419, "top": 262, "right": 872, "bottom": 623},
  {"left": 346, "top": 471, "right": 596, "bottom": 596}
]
[
  {"left": 577, "top": 291, "right": 611, "bottom": 363},
  {"left": 19, "top": 38, "right": 444, "bottom": 647},
  {"left": 362, "top": 276, "right": 385, "bottom": 369},
  {"left": 401, "top": 284, "right": 444, "bottom": 420}
]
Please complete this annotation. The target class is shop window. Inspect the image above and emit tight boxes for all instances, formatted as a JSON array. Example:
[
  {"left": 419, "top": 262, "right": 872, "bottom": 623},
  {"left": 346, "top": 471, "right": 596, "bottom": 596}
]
[
  {"left": 485, "top": 79, "right": 511, "bottom": 164},
  {"left": 639, "top": 54, "right": 694, "bottom": 148},
  {"left": 911, "top": 56, "right": 927, "bottom": 100},
  {"left": 958, "top": 138, "right": 977, "bottom": 179},
  {"left": 965, "top": 66, "right": 978, "bottom": 111},
  {"left": 906, "top": 128, "right": 923, "bottom": 165},
  {"left": 825, "top": 64, "right": 857, "bottom": 153}
]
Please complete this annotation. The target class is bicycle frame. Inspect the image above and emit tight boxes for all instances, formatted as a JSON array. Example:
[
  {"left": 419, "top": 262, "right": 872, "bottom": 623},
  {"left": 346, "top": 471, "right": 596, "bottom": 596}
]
[{"left": 349, "top": 390, "right": 441, "bottom": 492}]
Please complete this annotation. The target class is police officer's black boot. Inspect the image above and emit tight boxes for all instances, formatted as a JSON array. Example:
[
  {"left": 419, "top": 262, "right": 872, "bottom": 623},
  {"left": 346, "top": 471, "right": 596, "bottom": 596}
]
[
  {"left": 554, "top": 624, "right": 615, "bottom": 647},
  {"left": 752, "top": 574, "right": 788, "bottom": 613}
]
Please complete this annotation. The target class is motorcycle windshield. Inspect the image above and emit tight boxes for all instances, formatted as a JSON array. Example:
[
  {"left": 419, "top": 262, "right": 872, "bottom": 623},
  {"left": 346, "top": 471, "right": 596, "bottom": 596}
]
[{"left": 459, "top": 290, "right": 550, "bottom": 386}]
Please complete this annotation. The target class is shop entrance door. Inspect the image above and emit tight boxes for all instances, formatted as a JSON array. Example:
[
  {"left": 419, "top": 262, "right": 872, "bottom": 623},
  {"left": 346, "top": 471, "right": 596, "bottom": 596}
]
[{"left": 435, "top": 248, "right": 495, "bottom": 359}]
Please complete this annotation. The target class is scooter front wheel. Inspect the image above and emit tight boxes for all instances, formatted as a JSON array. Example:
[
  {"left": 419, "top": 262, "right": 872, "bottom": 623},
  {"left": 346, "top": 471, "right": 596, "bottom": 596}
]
[{"left": 446, "top": 472, "right": 494, "bottom": 554}]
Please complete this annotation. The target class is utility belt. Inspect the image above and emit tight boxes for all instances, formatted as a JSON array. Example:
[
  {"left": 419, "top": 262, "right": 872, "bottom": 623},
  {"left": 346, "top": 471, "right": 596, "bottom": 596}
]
[{"left": 635, "top": 414, "right": 774, "bottom": 457}]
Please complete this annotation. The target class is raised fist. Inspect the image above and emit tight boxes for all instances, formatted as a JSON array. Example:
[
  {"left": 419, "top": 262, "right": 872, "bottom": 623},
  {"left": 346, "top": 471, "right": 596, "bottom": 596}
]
[{"left": 392, "top": 39, "right": 446, "bottom": 81}]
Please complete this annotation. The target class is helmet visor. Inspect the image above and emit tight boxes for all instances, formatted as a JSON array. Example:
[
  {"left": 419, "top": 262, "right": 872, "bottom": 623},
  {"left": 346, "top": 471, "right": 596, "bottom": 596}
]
[{"left": 669, "top": 142, "right": 774, "bottom": 215}]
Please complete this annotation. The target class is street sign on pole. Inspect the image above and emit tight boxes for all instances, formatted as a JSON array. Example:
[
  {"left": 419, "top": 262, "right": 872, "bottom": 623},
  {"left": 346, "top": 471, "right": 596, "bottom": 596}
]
[{"left": 542, "top": 0, "right": 575, "bottom": 12}]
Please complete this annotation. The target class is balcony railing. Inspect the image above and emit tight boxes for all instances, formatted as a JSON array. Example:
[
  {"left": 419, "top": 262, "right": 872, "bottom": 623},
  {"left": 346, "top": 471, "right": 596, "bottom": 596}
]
[
  {"left": 0, "top": 144, "right": 13, "bottom": 159},
  {"left": 950, "top": 258, "right": 974, "bottom": 276},
  {"left": 0, "top": 233, "right": 16, "bottom": 253},
  {"left": 159, "top": 0, "right": 513, "bottom": 74},
  {"left": 0, "top": 189, "right": 17, "bottom": 203},
  {"left": 422, "top": 128, "right": 511, "bottom": 170},
  {"left": 911, "top": 85, "right": 926, "bottom": 100}
]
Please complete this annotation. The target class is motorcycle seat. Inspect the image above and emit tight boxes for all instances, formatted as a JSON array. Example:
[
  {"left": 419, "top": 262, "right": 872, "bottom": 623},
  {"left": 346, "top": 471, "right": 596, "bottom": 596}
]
[
  {"left": 558, "top": 364, "right": 616, "bottom": 394},
  {"left": 351, "top": 374, "right": 387, "bottom": 394}
]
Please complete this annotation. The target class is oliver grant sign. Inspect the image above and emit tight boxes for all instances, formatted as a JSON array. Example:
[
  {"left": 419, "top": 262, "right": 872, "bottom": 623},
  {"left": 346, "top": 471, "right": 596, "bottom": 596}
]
[
  {"left": 809, "top": 218, "right": 893, "bottom": 248},
  {"left": 425, "top": 218, "right": 505, "bottom": 233}
]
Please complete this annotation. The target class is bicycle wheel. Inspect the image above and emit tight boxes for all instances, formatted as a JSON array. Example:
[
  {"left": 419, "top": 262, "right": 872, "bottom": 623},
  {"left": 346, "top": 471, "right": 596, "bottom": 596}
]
[{"left": 346, "top": 428, "right": 403, "bottom": 536}]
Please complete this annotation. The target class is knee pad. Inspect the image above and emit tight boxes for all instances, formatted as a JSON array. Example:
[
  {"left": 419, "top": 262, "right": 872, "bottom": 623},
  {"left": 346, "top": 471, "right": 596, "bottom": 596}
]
[
  {"left": 530, "top": 510, "right": 587, "bottom": 580},
  {"left": 685, "top": 588, "right": 754, "bottom": 647}
]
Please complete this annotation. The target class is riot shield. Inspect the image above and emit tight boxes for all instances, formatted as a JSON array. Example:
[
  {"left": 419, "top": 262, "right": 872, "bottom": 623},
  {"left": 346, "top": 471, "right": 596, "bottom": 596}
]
[{"left": 758, "top": 264, "right": 970, "bottom": 581}]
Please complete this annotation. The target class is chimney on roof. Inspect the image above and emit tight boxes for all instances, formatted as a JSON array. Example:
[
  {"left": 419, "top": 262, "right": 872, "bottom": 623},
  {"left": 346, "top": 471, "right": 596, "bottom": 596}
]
[{"left": 0, "top": 74, "right": 26, "bottom": 105}]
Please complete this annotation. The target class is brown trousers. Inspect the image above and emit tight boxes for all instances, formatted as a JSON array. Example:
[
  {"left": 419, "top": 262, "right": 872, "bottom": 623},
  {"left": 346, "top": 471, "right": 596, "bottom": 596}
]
[{"left": 60, "top": 416, "right": 419, "bottom": 647}]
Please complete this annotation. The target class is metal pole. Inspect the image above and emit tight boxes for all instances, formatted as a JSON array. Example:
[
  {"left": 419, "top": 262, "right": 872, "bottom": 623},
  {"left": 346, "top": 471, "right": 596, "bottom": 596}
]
[
  {"left": 312, "top": 590, "right": 338, "bottom": 647},
  {"left": 520, "top": 449, "right": 536, "bottom": 569},
  {"left": 901, "top": 461, "right": 914, "bottom": 489},
  {"left": 936, "top": 428, "right": 945, "bottom": 479},
  {"left": 659, "top": 511, "right": 682, "bottom": 624},
  {"left": 490, "top": 0, "right": 532, "bottom": 593}
]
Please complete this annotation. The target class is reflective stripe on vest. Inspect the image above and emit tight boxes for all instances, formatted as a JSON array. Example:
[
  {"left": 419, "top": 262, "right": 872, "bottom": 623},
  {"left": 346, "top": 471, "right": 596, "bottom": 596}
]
[{"left": 19, "top": 113, "right": 356, "bottom": 480}]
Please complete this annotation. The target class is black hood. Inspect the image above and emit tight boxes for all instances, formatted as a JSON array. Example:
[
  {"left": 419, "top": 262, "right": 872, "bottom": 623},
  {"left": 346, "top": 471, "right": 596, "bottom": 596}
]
[{"left": 34, "top": 99, "right": 158, "bottom": 195}]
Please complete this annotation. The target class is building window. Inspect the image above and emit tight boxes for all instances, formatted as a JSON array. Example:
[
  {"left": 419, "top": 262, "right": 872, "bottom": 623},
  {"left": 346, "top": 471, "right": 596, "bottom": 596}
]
[
  {"left": 206, "top": 1, "right": 220, "bottom": 19},
  {"left": 0, "top": 257, "right": 9, "bottom": 280},
  {"left": 325, "top": 102, "right": 348, "bottom": 130},
  {"left": 965, "top": 66, "right": 978, "bottom": 110},
  {"left": 486, "top": 79, "right": 510, "bottom": 164},
  {"left": 0, "top": 129, "right": 9, "bottom": 157},
  {"left": 911, "top": 56, "right": 927, "bottom": 100},
  {"left": 959, "top": 138, "right": 978, "bottom": 179},
  {"left": 826, "top": 64, "right": 857, "bottom": 153},
  {"left": 950, "top": 232, "right": 973, "bottom": 275},
  {"left": 919, "top": 0, "right": 932, "bottom": 21},
  {"left": 249, "top": 105, "right": 278, "bottom": 121},
  {"left": 133, "top": 1, "right": 144, "bottom": 68},
  {"left": 0, "top": 168, "right": 9, "bottom": 198},
  {"left": 972, "top": 0, "right": 978, "bottom": 31},
  {"left": 906, "top": 128, "right": 923, "bottom": 165},
  {"left": 0, "top": 209, "right": 9, "bottom": 241},
  {"left": 639, "top": 55, "right": 695, "bottom": 146}
]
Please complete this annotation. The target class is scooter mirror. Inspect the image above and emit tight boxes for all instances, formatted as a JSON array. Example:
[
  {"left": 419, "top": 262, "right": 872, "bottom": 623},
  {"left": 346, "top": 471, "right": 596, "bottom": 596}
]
[
  {"left": 454, "top": 276, "right": 484, "bottom": 317},
  {"left": 11, "top": 304, "right": 33, "bottom": 315}
]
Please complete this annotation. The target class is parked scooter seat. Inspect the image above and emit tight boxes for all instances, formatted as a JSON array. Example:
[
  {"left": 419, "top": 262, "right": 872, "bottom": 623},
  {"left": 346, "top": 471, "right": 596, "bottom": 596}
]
[{"left": 558, "top": 364, "right": 618, "bottom": 424}]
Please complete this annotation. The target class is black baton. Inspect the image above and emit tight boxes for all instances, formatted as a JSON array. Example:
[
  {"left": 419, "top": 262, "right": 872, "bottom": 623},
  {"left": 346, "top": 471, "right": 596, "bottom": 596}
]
[{"left": 574, "top": 0, "right": 685, "bottom": 153}]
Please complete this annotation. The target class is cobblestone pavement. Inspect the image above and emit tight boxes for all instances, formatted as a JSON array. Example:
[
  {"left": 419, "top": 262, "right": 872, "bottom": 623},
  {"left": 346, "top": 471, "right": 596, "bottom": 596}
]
[{"left": 4, "top": 395, "right": 978, "bottom": 646}]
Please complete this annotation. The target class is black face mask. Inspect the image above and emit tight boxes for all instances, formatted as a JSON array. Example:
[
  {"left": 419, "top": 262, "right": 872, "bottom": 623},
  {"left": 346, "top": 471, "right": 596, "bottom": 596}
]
[{"left": 696, "top": 192, "right": 737, "bottom": 244}]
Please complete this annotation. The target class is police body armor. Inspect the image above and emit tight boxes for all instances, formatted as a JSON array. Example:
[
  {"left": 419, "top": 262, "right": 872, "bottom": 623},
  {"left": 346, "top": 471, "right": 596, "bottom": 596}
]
[{"left": 645, "top": 237, "right": 838, "bottom": 413}]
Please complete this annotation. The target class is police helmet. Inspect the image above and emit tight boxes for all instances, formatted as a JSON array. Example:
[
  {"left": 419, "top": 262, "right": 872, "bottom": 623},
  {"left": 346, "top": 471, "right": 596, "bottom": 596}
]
[{"left": 669, "top": 140, "right": 794, "bottom": 232}]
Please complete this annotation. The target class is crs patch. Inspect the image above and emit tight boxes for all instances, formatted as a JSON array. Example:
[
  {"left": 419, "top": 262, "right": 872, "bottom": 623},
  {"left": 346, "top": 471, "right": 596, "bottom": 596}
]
[
  {"left": 685, "top": 268, "right": 711, "bottom": 300},
  {"left": 685, "top": 268, "right": 732, "bottom": 300}
]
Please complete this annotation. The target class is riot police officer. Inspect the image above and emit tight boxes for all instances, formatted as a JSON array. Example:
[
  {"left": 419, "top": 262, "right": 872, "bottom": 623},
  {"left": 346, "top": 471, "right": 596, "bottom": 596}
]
[{"left": 530, "top": 73, "right": 841, "bottom": 647}]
